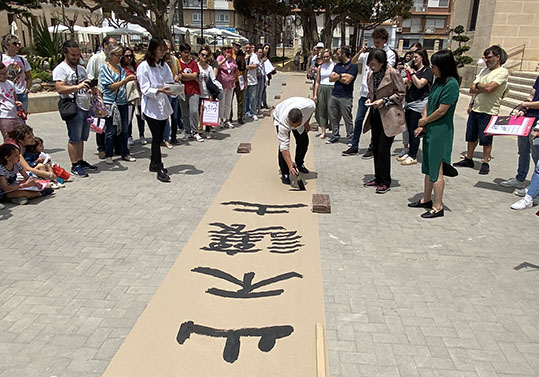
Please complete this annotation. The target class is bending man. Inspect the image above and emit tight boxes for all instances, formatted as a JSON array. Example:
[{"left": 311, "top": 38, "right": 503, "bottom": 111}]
[{"left": 273, "top": 96, "right": 315, "bottom": 184}]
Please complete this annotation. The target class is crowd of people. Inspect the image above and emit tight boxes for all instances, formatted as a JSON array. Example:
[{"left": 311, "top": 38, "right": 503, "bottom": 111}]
[
  {"left": 0, "top": 34, "right": 276, "bottom": 207},
  {"left": 1, "top": 29, "right": 539, "bottom": 216},
  {"left": 294, "top": 27, "right": 539, "bottom": 216}
]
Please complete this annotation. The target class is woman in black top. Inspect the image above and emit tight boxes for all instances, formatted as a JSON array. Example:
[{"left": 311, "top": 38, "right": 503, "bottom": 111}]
[{"left": 401, "top": 49, "right": 433, "bottom": 165}]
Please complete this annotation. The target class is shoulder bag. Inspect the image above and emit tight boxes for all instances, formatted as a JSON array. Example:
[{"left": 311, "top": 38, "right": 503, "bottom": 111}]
[{"left": 58, "top": 66, "right": 79, "bottom": 121}]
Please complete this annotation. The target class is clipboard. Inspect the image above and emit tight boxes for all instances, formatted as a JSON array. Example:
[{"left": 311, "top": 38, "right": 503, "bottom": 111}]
[{"left": 200, "top": 99, "right": 221, "bottom": 127}]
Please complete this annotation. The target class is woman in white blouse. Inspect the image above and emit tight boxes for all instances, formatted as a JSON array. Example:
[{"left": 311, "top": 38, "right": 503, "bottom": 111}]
[
  {"left": 313, "top": 50, "right": 335, "bottom": 139},
  {"left": 136, "top": 38, "right": 174, "bottom": 182}
]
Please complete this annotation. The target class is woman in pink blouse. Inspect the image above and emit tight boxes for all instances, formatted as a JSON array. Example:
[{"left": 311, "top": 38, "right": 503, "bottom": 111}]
[{"left": 216, "top": 47, "right": 238, "bottom": 128}]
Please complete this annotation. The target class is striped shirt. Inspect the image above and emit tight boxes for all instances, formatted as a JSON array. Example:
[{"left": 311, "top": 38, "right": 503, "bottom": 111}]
[{"left": 99, "top": 64, "right": 127, "bottom": 105}]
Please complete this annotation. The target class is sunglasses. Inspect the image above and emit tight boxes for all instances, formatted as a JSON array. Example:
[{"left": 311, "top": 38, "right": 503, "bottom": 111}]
[
  {"left": 124, "top": 55, "right": 133, "bottom": 58},
  {"left": 12, "top": 42, "right": 21, "bottom": 47},
  {"left": 200, "top": 53, "right": 208, "bottom": 57}
]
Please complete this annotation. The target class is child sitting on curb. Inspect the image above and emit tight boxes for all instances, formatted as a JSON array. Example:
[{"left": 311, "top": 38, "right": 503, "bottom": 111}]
[
  {"left": 0, "top": 143, "right": 54, "bottom": 205},
  {"left": 24, "top": 137, "right": 66, "bottom": 189}
]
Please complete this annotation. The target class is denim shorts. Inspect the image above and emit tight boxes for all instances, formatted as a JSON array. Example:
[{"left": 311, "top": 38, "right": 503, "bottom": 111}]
[
  {"left": 66, "top": 108, "right": 90, "bottom": 143},
  {"left": 465, "top": 111, "right": 493, "bottom": 146}
]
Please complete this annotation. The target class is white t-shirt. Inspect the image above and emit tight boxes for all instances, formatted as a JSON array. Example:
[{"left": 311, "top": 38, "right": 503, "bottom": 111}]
[
  {"left": 0, "top": 80, "right": 18, "bottom": 118},
  {"left": 52, "top": 61, "right": 91, "bottom": 112},
  {"left": 246, "top": 53, "right": 260, "bottom": 86},
  {"left": 86, "top": 51, "right": 106, "bottom": 80},
  {"left": 319, "top": 62, "right": 335, "bottom": 86},
  {"left": 197, "top": 63, "right": 222, "bottom": 99},
  {"left": 273, "top": 97, "right": 316, "bottom": 151},
  {"left": 1, "top": 54, "right": 31, "bottom": 94}
]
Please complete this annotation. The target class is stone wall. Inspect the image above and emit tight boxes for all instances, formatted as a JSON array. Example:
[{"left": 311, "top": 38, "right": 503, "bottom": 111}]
[{"left": 451, "top": 0, "right": 539, "bottom": 72}]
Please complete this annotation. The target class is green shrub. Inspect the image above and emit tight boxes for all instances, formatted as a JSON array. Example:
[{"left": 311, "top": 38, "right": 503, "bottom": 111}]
[
  {"left": 31, "top": 70, "right": 51, "bottom": 82},
  {"left": 270, "top": 56, "right": 289, "bottom": 63}
]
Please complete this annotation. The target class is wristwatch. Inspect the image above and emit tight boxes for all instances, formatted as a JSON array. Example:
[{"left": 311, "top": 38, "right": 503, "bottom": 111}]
[{"left": 338, "top": 73, "right": 342, "bottom": 80}]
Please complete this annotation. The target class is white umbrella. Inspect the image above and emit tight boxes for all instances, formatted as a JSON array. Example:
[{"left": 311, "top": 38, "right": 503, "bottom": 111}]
[
  {"left": 48, "top": 24, "right": 69, "bottom": 33},
  {"left": 79, "top": 26, "right": 114, "bottom": 35},
  {"left": 107, "top": 27, "right": 143, "bottom": 35},
  {"left": 171, "top": 26, "right": 187, "bottom": 35},
  {"left": 10, "top": 21, "right": 18, "bottom": 35}
]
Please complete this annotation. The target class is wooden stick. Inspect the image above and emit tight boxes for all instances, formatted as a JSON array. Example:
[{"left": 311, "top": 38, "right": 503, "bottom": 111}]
[{"left": 316, "top": 322, "right": 328, "bottom": 377}]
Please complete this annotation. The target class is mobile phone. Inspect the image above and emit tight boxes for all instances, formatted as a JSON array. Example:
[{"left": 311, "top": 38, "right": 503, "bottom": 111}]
[{"left": 90, "top": 79, "right": 98, "bottom": 88}]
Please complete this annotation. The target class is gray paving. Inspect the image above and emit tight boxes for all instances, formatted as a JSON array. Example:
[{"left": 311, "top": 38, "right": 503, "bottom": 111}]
[
  {"left": 1, "top": 72, "right": 539, "bottom": 377},
  {"left": 0, "top": 75, "right": 287, "bottom": 377},
  {"left": 315, "top": 85, "right": 539, "bottom": 376}
]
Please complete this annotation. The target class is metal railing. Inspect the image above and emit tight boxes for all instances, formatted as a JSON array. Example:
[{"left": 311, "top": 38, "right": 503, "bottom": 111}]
[{"left": 504, "top": 43, "right": 526, "bottom": 71}]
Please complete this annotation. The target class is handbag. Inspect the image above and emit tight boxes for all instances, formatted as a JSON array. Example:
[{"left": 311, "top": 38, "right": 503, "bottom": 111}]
[
  {"left": 58, "top": 66, "right": 79, "bottom": 121},
  {"left": 206, "top": 77, "right": 221, "bottom": 100},
  {"left": 90, "top": 94, "right": 110, "bottom": 118}
]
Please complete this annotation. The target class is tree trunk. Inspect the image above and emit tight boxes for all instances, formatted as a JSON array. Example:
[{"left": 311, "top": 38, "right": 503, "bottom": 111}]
[
  {"left": 320, "top": 12, "right": 337, "bottom": 51},
  {"left": 340, "top": 21, "right": 346, "bottom": 46},
  {"left": 300, "top": 5, "right": 318, "bottom": 56}
]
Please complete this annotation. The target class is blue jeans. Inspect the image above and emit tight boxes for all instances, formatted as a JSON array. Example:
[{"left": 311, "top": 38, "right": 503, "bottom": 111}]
[
  {"left": 351, "top": 96, "right": 368, "bottom": 148},
  {"left": 17, "top": 92, "right": 29, "bottom": 112},
  {"left": 528, "top": 159, "right": 539, "bottom": 198},
  {"left": 516, "top": 121, "right": 539, "bottom": 181},
  {"left": 244, "top": 84, "right": 258, "bottom": 117},
  {"left": 66, "top": 107, "right": 90, "bottom": 143},
  {"left": 166, "top": 96, "right": 183, "bottom": 141},
  {"left": 105, "top": 104, "right": 129, "bottom": 158}
]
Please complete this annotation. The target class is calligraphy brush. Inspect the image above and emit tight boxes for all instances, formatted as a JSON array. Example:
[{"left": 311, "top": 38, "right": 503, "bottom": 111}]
[{"left": 293, "top": 163, "right": 306, "bottom": 191}]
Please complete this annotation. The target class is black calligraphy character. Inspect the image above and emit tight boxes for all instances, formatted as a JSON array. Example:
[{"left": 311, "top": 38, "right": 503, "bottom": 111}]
[
  {"left": 221, "top": 201, "right": 308, "bottom": 216},
  {"left": 191, "top": 267, "right": 302, "bottom": 298},
  {"left": 201, "top": 222, "right": 304, "bottom": 255},
  {"left": 514, "top": 262, "right": 539, "bottom": 271},
  {"left": 268, "top": 230, "right": 304, "bottom": 254},
  {"left": 176, "top": 321, "right": 294, "bottom": 363}
]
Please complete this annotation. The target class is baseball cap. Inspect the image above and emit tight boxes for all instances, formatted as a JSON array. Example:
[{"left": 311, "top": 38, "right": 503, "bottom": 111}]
[{"left": 315, "top": 42, "right": 324, "bottom": 48}]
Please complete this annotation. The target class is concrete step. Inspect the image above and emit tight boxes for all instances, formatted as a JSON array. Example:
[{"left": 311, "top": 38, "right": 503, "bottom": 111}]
[
  {"left": 508, "top": 75, "right": 536, "bottom": 86},
  {"left": 511, "top": 71, "right": 539, "bottom": 80},
  {"left": 501, "top": 97, "right": 521, "bottom": 110},
  {"left": 506, "top": 89, "right": 529, "bottom": 102},
  {"left": 508, "top": 82, "right": 533, "bottom": 94}
]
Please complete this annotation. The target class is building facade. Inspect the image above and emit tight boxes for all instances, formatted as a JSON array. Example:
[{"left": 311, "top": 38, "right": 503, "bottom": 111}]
[
  {"left": 396, "top": 0, "right": 453, "bottom": 52},
  {"left": 451, "top": 0, "right": 539, "bottom": 71}
]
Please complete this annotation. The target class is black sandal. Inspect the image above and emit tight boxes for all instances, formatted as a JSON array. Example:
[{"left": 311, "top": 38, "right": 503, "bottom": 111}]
[
  {"left": 408, "top": 199, "right": 433, "bottom": 208},
  {"left": 421, "top": 208, "right": 444, "bottom": 218}
]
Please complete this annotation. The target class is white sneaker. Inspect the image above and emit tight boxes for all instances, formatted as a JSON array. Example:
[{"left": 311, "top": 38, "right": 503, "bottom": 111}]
[
  {"left": 182, "top": 133, "right": 190, "bottom": 141},
  {"left": 401, "top": 156, "right": 418, "bottom": 165},
  {"left": 10, "top": 197, "right": 28, "bottom": 205},
  {"left": 105, "top": 157, "right": 113, "bottom": 165},
  {"left": 226, "top": 121, "right": 234, "bottom": 129},
  {"left": 127, "top": 137, "right": 134, "bottom": 147},
  {"left": 195, "top": 134, "right": 204, "bottom": 142},
  {"left": 514, "top": 188, "right": 528, "bottom": 197},
  {"left": 397, "top": 153, "right": 409, "bottom": 162},
  {"left": 500, "top": 177, "right": 526, "bottom": 188},
  {"left": 511, "top": 197, "right": 533, "bottom": 210},
  {"left": 0, "top": 202, "right": 5, "bottom": 210},
  {"left": 139, "top": 137, "right": 148, "bottom": 145},
  {"left": 253, "top": 115, "right": 259, "bottom": 121}
]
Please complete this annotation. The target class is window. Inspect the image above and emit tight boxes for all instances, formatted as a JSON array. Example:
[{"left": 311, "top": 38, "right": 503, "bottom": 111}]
[
  {"left": 411, "top": 17, "right": 422, "bottom": 33},
  {"left": 469, "top": 0, "right": 480, "bottom": 31},
  {"left": 215, "top": 12, "right": 229, "bottom": 24},
  {"left": 425, "top": 17, "right": 445, "bottom": 30},
  {"left": 402, "top": 18, "right": 412, "bottom": 28},
  {"left": 192, "top": 12, "right": 201, "bottom": 23},
  {"left": 414, "top": 0, "right": 425, "bottom": 11},
  {"left": 183, "top": 0, "right": 206, "bottom": 8},
  {"left": 428, "top": 0, "right": 449, "bottom": 6}
]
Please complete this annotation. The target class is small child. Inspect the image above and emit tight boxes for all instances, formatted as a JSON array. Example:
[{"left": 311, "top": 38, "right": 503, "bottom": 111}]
[
  {"left": 0, "top": 143, "right": 54, "bottom": 205},
  {"left": 0, "top": 62, "right": 23, "bottom": 142},
  {"left": 24, "top": 137, "right": 66, "bottom": 188}
]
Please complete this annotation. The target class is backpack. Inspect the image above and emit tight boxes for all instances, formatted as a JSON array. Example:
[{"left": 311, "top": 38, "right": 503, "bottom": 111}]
[{"left": 389, "top": 48, "right": 399, "bottom": 68}]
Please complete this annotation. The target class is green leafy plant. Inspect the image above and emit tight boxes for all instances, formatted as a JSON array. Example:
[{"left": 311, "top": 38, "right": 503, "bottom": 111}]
[
  {"left": 31, "top": 70, "right": 51, "bottom": 82},
  {"left": 452, "top": 25, "right": 473, "bottom": 68},
  {"left": 32, "top": 17, "right": 63, "bottom": 70}
]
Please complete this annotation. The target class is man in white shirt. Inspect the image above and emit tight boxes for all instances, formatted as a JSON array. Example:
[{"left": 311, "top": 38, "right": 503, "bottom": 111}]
[
  {"left": 86, "top": 36, "right": 117, "bottom": 159},
  {"left": 347, "top": 27, "right": 396, "bottom": 158},
  {"left": 274, "top": 97, "right": 315, "bottom": 184},
  {"left": 243, "top": 42, "right": 260, "bottom": 120}
]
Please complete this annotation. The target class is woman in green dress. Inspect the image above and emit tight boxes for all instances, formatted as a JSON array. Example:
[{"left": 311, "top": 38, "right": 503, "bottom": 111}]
[{"left": 408, "top": 50, "right": 460, "bottom": 218}]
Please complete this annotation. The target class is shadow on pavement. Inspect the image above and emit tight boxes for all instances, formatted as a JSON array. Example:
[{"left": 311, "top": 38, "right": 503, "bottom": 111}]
[
  {"left": 167, "top": 164, "right": 203, "bottom": 175},
  {"left": 474, "top": 180, "right": 515, "bottom": 193}
]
